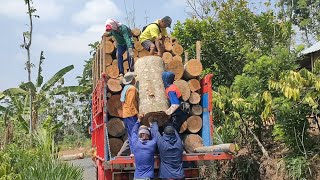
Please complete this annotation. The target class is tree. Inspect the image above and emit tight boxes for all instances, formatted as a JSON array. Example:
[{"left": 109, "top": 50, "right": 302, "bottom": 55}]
[
  {"left": 278, "top": 0, "right": 320, "bottom": 44},
  {"left": 20, "top": 0, "right": 40, "bottom": 134}
]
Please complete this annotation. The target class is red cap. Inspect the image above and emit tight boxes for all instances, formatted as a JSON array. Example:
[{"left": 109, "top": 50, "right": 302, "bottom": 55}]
[{"left": 105, "top": 24, "right": 112, "bottom": 31}]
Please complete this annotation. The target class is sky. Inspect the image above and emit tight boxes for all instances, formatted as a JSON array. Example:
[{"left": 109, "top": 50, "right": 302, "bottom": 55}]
[{"left": 0, "top": 0, "right": 188, "bottom": 91}]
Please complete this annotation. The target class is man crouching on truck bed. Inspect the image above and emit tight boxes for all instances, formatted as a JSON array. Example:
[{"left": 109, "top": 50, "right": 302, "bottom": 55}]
[
  {"left": 162, "top": 71, "right": 188, "bottom": 132},
  {"left": 132, "top": 114, "right": 157, "bottom": 180},
  {"left": 118, "top": 72, "right": 139, "bottom": 156},
  {"left": 151, "top": 121, "right": 184, "bottom": 180}
]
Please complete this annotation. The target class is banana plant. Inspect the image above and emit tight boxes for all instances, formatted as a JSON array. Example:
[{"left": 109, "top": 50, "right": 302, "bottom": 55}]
[{"left": 1, "top": 51, "right": 89, "bottom": 132}]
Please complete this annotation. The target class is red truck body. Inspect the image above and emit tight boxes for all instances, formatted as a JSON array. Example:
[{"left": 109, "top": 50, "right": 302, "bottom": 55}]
[{"left": 91, "top": 74, "right": 233, "bottom": 180}]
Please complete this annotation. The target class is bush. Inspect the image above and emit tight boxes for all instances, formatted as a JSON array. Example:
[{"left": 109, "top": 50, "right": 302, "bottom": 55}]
[{"left": 0, "top": 144, "right": 83, "bottom": 180}]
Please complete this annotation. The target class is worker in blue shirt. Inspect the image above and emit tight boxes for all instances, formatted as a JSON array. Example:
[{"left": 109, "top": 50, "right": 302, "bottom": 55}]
[
  {"left": 151, "top": 121, "right": 184, "bottom": 180},
  {"left": 162, "top": 71, "right": 188, "bottom": 131},
  {"left": 131, "top": 115, "right": 157, "bottom": 179}
]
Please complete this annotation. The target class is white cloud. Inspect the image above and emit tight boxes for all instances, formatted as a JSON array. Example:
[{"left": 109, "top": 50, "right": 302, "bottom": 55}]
[
  {"left": 72, "top": 0, "right": 121, "bottom": 25},
  {"left": 34, "top": 24, "right": 105, "bottom": 55},
  {"left": 0, "top": 1, "right": 25, "bottom": 19},
  {"left": 0, "top": 0, "right": 64, "bottom": 21}
]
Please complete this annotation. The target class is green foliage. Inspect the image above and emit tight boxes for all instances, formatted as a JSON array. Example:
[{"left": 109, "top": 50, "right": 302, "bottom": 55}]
[
  {"left": 173, "top": 0, "right": 291, "bottom": 86},
  {"left": 0, "top": 144, "right": 83, "bottom": 180},
  {"left": 285, "top": 156, "right": 311, "bottom": 180}
]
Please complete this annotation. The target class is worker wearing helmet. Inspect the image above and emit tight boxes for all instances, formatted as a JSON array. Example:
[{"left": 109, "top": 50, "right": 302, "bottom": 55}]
[
  {"left": 151, "top": 122, "right": 184, "bottom": 180},
  {"left": 139, "top": 16, "right": 172, "bottom": 57},
  {"left": 131, "top": 115, "right": 157, "bottom": 179},
  {"left": 105, "top": 19, "right": 134, "bottom": 77}
]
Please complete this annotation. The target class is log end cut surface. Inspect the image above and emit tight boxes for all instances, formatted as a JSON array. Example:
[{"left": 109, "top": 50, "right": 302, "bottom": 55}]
[
  {"left": 165, "top": 60, "right": 184, "bottom": 80},
  {"left": 107, "top": 95, "right": 123, "bottom": 117},
  {"left": 109, "top": 138, "right": 123, "bottom": 156},
  {"left": 183, "top": 134, "right": 203, "bottom": 153},
  {"left": 187, "top": 115, "right": 202, "bottom": 133}
]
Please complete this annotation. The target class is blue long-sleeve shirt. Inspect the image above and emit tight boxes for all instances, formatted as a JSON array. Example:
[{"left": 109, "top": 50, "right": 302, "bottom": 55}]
[
  {"left": 151, "top": 122, "right": 184, "bottom": 179},
  {"left": 131, "top": 122, "right": 157, "bottom": 178}
]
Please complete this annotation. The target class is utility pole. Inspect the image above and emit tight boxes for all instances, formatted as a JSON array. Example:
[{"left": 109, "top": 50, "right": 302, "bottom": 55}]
[{"left": 144, "top": 10, "right": 149, "bottom": 24}]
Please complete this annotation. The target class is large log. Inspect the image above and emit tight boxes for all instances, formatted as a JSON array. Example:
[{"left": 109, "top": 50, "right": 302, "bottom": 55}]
[
  {"left": 184, "top": 59, "right": 203, "bottom": 79},
  {"left": 103, "top": 54, "right": 113, "bottom": 67},
  {"left": 162, "top": 52, "right": 173, "bottom": 64},
  {"left": 188, "top": 79, "right": 201, "bottom": 92},
  {"left": 164, "top": 41, "right": 173, "bottom": 52},
  {"left": 134, "top": 41, "right": 144, "bottom": 51},
  {"left": 131, "top": 28, "right": 141, "bottom": 37},
  {"left": 191, "top": 104, "right": 202, "bottom": 116},
  {"left": 174, "top": 80, "right": 191, "bottom": 101},
  {"left": 106, "top": 118, "right": 125, "bottom": 137},
  {"left": 105, "top": 64, "right": 119, "bottom": 78},
  {"left": 104, "top": 40, "right": 114, "bottom": 54},
  {"left": 107, "top": 95, "right": 123, "bottom": 117},
  {"left": 183, "top": 134, "right": 203, "bottom": 153},
  {"left": 109, "top": 138, "right": 123, "bottom": 157},
  {"left": 189, "top": 92, "right": 201, "bottom": 105},
  {"left": 187, "top": 115, "right": 202, "bottom": 133},
  {"left": 165, "top": 60, "right": 184, "bottom": 80},
  {"left": 172, "top": 43, "right": 183, "bottom": 56},
  {"left": 194, "top": 143, "right": 236, "bottom": 153},
  {"left": 107, "top": 78, "right": 122, "bottom": 93},
  {"left": 135, "top": 56, "right": 169, "bottom": 126}
]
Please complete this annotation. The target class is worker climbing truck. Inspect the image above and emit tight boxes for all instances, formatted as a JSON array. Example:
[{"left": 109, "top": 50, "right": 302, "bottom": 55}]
[{"left": 91, "top": 35, "right": 234, "bottom": 179}]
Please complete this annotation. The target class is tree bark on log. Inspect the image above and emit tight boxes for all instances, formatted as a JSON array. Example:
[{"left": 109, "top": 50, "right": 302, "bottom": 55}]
[
  {"left": 135, "top": 56, "right": 169, "bottom": 125},
  {"left": 194, "top": 143, "right": 236, "bottom": 153},
  {"left": 105, "top": 64, "right": 119, "bottom": 78},
  {"left": 165, "top": 60, "right": 184, "bottom": 80},
  {"left": 107, "top": 118, "right": 125, "bottom": 137},
  {"left": 191, "top": 105, "right": 202, "bottom": 116},
  {"left": 183, "top": 59, "right": 203, "bottom": 79},
  {"left": 189, "top": 92, "right": 201, "bottom": 105},
  {"left": 107, "top": 95, "right": 123, "bottom": 117},
  {"left": 174, "top": 80, "right": 190, "bottom": 101},
  {"left": 187, "top": 115, "right": 202, "bottom": 133},
  {"left": 183, "top": 134, "right": 203, "bottom": 153},
  {"left": 104, "top": 40, "right": 114, "bottom": 54},
  {"left": 107, "top": 78, "right": 122, "bottom": 93},
  {"left": 109, "top": 138, "right": 123, "bottom": 157},
  {"left": 188, "top": 79, "right": 201, "bottom": 92},
  {"left": 162, "top": 52, "right": 173, "bottom": 64}
]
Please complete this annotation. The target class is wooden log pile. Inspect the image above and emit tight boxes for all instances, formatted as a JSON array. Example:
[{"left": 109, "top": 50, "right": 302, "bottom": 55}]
[{"left": 92, "top": 28, "right": 234, "bottom": 155}]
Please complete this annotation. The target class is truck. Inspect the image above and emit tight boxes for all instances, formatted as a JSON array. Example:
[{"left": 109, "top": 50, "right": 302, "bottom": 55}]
[{"left": 91, "top": 71, "right": 233, "bottom": 180}]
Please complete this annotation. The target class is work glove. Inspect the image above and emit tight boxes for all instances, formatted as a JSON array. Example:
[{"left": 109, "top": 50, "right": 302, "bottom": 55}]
[
  {"left": 165, "top": 104, "right": 179, "bottom": 115},
  {"left": 128, "top": 48, "right": 134, "bottom": 57}
]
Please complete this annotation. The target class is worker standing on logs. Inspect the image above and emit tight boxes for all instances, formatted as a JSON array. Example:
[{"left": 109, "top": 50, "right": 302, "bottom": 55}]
[
  {"left": 162, "top": 71, "right": 188, "bottom": 131},
  {"left": 117, "top": 72, "right": 138, "bottom": 156},
  {"left": 132, "top": 115, "right": 157, "bottom": 179},
  {"left": 151, "top": 121, "right": 184, "bottom": 180},
  {"left": 139, "top": 16, "right": 172, "bottom": 57},
  {"left": 105, "top": 19, "right": 134, "bottom": 77}
]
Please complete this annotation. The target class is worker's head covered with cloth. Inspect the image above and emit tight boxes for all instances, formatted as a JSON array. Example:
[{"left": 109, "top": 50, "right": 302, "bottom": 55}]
[
  {"left": 162, "top": 71, "right": 175, "bottom": 88},
  {"left": 138, "top": 125, "right": 151, "bottom": 141},
  {"left": 105, "top": 18, "right": 122, "bottom": 31}
]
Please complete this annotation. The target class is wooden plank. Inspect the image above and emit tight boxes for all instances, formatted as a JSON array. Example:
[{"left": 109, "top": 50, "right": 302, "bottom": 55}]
[{"left": 196, "top": 41, "right": 201, "bottom": 61}]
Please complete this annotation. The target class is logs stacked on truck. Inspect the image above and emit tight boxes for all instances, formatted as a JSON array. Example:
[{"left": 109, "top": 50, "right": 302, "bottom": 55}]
[{"left": 92, "top": 29, "right": 234, "bottom": 155}]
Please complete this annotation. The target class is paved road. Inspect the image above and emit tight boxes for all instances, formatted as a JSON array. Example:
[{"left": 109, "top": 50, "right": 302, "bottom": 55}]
[{"left": 70, "top": 158, "right": 96, "bottom": 180}]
